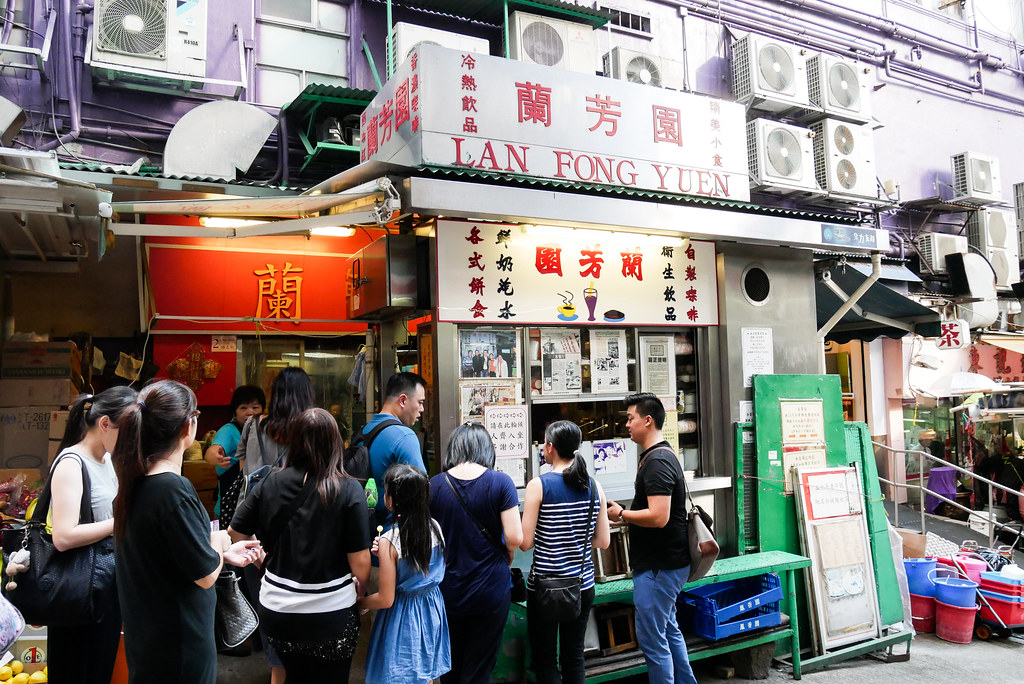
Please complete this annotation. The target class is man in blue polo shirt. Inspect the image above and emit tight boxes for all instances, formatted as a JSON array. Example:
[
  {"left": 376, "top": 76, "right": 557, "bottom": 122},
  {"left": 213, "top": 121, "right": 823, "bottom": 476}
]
[{"left": 362, "top": 372, "right": 427, "bottom": 526}]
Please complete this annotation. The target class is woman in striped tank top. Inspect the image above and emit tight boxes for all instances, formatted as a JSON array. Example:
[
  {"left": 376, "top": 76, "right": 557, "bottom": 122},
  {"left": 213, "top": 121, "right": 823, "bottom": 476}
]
[{"left": 520, "top": 421, "right": 610, "bottom": 684}]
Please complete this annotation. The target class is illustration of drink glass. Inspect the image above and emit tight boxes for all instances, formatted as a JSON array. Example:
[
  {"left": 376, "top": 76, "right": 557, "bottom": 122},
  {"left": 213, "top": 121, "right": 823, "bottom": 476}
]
[{"left": 584, "top": 281, "right": 598, "bottom": 322}]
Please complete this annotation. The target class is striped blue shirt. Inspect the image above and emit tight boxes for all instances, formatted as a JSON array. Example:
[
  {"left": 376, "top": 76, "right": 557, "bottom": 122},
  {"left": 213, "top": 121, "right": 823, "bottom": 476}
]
[{"left": 529, "top": 472, "right": 600, "bottom": 591}]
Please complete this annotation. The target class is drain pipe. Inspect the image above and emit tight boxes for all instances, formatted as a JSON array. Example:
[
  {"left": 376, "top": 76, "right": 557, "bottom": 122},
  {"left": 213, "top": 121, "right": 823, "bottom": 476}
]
[
  {"left": 41, "top": 0, "right": 81, "bottom": 151},
  {"left": 816, "top": 252, "right": 882, "bottom": 374}
]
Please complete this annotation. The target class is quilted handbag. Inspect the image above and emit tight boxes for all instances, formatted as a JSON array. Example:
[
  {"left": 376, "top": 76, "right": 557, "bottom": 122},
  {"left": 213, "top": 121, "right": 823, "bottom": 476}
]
[{"left": 214, "top": 570, "right": 259, "bottom": 649}]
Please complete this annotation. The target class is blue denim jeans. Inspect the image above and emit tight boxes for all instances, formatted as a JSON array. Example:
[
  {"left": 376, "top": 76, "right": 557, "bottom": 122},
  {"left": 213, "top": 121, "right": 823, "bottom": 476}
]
[{"left": 633, "top": 567, "right": 697, "bottom": 684}]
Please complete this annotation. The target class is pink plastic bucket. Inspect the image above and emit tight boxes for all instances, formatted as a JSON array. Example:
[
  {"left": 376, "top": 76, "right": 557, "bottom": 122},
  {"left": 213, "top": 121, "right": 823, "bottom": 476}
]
[
  {"left": 953, "top": 554, "right": 987, "bottom": 584},
  {"left": 935, "top": 600, "right": 978, "bottom": 644}
]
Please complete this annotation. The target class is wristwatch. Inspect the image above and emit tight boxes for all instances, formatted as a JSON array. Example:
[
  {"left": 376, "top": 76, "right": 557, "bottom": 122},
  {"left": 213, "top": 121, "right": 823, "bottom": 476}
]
[{"left": 618, "top": 510, "right": 626, "bottom": 523}]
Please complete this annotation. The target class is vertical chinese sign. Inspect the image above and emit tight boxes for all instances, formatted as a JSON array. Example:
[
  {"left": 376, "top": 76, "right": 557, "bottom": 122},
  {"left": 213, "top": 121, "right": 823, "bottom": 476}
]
[{"left": 436, "top": 219, "right": 718, "bottom": 326}]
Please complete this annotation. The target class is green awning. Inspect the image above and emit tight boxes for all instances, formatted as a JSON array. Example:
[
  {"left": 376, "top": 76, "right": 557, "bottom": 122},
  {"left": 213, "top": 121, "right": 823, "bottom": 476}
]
[
  {"left": 816, "top": 264, "right": 941, "bottom": 343},
  {"left": 280, "top": 84, "right": 378, "bottom": 121},
  {"left": 378, "top": 0, "right": 613, "bottom": 27}
]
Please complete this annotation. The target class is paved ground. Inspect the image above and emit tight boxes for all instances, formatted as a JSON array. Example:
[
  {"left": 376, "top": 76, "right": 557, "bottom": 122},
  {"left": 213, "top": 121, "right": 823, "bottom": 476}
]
[{"left": 217, "top": 503, "right": 1024, "bottom": 683}]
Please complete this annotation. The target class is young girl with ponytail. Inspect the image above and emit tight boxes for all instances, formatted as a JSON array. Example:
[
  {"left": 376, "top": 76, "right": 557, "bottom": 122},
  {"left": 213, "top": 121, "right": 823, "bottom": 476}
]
[
  {"left": 361, "top": 464, "right": 451, "bottom": 683},
  {"left": 47, "top": 386, "right": 136, "bottom": 684},
  {"left": 520, "top": 420, "right": 610, "bottom": 684},
  {"left": 112, "top": 380, "right": 261, "bottom": 684}
]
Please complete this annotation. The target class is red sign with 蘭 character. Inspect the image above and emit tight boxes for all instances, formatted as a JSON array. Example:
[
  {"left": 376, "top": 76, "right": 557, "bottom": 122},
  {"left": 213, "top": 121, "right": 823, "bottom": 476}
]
[{"left": 144, "top": 231, "right": 374, "bottom": 334}]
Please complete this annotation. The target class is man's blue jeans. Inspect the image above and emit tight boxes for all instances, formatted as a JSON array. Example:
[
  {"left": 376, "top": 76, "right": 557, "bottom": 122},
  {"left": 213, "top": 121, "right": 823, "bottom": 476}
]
[{"left": 633, "top": 567, "right": 697, "bottom": 684}]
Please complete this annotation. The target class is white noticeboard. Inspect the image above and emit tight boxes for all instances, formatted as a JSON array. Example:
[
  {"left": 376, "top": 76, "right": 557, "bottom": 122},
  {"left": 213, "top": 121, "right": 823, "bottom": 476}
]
[
  {"left": 484, "top": 404, "right": 529, "bottom": 487},
  {"left": 794, "top": 465, "right": 881, "bottom": 652}
]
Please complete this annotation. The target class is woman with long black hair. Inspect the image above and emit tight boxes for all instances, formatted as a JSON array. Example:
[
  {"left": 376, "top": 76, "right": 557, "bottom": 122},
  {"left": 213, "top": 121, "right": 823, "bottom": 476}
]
[
  {"left": 47, "top": 386, "right": 136, "bottom": 684},
  {"left": 520, "top": 420, "right": 610, "bottom": 684},
  {"left": 112, "top": 380, "right": 261, "bottom": 683}
]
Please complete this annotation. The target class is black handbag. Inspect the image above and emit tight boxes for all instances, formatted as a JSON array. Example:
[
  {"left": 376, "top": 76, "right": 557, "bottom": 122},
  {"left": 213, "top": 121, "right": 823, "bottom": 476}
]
[
  {"left": 2, "top": 453, "right": 116, "bottom": 626},
  {"left": 529, "top": 478, "right": 596, "bottom": 622},
  {"left": 214, "top": 570, "right": 258, "bottom": 649},
  {"left": 218, "top": 463, "right": 244, "bottom": 529},
  {"left": 443, "top": 474, "right": 524, "bottom": 601}
]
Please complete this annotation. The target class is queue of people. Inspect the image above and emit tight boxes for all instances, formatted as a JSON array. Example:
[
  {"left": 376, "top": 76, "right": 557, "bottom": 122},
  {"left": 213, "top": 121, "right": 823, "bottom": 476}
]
[{"left": 31, "top": 368, "right": 695, "bottom": 684}]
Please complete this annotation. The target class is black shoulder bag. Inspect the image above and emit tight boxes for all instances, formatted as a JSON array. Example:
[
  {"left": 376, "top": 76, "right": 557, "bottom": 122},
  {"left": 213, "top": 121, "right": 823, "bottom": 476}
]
[
  {"left": 528, "top": 477, "right": 596, "bottom": 622},
  {"left": 2, "top": 453, "right": 116, "bottom": 626},
  {"left": 444, "top": 474, "right": 526, "bottom": 602}
]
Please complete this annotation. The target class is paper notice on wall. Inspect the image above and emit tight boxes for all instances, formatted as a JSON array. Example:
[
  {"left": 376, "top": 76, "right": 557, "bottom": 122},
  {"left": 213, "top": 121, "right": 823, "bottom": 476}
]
[
  {"left": 662, "top": 410, "right": 679, "bottom": 451},
  {"left": 495, "top": 457, "right": 526, "bottom": 487},
  {"left": 741, "top": 327, "right": 773, "bottom": 387},
  {"left": 782, "top": 445, "right": 827, "bottom": 494},
  {"left": 591, "top": 329, "right": 628, "bottom": 393},
  {"left": 780, "top": 399, "right": 825, "bottom": 444},
  {"left": 540, "top": 329, "right": 582, "bottom": 394},
  {"left": 592, "top": 439, "right": 628, "bottom": 474},
  {"left": 816, "top": 520, "right": 866, "bottom": 569},
  {"left": 640, "top": 335, "right": 674, "bottom": 398}
]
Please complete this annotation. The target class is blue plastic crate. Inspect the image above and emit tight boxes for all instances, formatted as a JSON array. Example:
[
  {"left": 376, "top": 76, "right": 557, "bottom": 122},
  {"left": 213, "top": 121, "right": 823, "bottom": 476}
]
[{"left": 677, "top": 573, "right": 783, "bottom": 641}]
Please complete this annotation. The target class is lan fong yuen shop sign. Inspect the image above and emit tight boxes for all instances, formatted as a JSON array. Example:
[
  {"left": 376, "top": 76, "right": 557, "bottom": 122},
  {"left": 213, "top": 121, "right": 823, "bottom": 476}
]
[
  {"left": 436, "top": 219, "right": 719, "bottom": 327},
  {"left": 360, "top": 44, "right": 749, "bottom": 202}
]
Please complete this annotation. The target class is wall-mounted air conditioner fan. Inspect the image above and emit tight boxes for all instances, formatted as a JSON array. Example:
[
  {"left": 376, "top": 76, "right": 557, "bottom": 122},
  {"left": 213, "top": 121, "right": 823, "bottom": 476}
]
[
  {"left": 602, "top": 47, "right": 684, "bottom": 90},
  {"left": 745, "top": 119, "right": 821, "bottom": 194},
  {"left": 509, "top": 11, "right": 595, "bottom": 74},
  {"left": 916, "top": 232, "right": 968, "bottom": 274},
  {"left": 951, "top": 152, "right": 1001, "bottom": 205},
  {"left": 809, "top": 118, "right": 877, "bottom": 201},
  {"left": 806, "top": 54, "right": 871, "bottom": 123},
  {"left": 391, "top": 23, "right": 490, "bottom": 70},
  {"left": 731, "top": 34, "right": 811, "bottom": 113},
  {"left": 92, "top": 0, "right": 207, "bottom": 78},
  {"left": 967, "top": 207, "right": 1019, "bottom": 288}
]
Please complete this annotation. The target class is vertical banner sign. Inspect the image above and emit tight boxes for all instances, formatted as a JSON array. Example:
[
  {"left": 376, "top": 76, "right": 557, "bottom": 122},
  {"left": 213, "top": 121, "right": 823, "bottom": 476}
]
[
  {"left": 436, "top": 220, "right": 718, "bottom": 326},
  {"left": 360, "top": 45, "right": 749, "bottom": 201}
]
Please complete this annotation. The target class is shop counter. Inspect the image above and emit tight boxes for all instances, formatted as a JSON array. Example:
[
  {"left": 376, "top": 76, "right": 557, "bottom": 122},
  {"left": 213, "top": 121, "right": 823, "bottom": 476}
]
[{"left": 504, "top": 550, "right": 811, "bottom": 682}]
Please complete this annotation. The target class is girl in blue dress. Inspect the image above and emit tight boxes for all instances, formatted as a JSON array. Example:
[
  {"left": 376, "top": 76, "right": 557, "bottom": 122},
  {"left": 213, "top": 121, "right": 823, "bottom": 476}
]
[{"left": 361, "top": 464, "right": 451, "bottom": 684}]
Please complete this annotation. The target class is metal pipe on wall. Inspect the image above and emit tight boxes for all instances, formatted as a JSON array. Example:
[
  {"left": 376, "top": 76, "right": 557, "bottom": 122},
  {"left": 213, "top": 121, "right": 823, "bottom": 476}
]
[{"left": 40, "top": 0, "right": 80, "bottom": 151}]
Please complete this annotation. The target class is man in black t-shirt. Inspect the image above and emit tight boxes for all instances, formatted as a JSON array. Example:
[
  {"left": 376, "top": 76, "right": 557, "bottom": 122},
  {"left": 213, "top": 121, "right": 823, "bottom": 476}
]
[{"left": 607, "top": 393, "right": 696, "bottom": 684}]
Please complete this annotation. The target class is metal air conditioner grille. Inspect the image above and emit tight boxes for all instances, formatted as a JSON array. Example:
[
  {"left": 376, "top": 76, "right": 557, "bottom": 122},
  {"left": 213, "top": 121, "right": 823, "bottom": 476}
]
[
  {"left": 828, "top": 61, "right": 860, "bottom": 109},
  {"left": 746, "top": 121, "right": 759, "bottom": 178},
  {"left": 521, "top": 20, "right": 564, "bottom": 66},
  {"left": 834, "top": 124, "right": 854, "bottom": 155},
  {"left": 836, "top": 159, "right": 857, "bottom": 189},
  {"left": 732, "top": 36, "right": 751, "bottom": 101},
  {"left": 967, "top": 212, "right": 982, "bottom": 249},
  {"left": 952, "top": 153, "right": 969, "bottom": 197},
  {"left": 810, "top": 121, "right": 828, "bottom": 190},
  {"left": 740, "top": 425, "right": 758, "bottom": 553},
  {"left": 807, "top": 54, "right": 822, "bottom": 105},
  {"left": 971, "top": 158, "right": 994, "bottom": 194},
  {"left": 918, "top": 236, "right": 936, "bottom": 269},
  {"left": 757, "top": 42, "right": 794, "bottom": 93},
  {"left": 96, "top": 0, "right": 167, "bottom": 59},
  {"left": 766, "top": 127, "right": 802, "bottom": 178},
  {"left": 1016, "top": 182, "right": 1024, "bottom": 224}
]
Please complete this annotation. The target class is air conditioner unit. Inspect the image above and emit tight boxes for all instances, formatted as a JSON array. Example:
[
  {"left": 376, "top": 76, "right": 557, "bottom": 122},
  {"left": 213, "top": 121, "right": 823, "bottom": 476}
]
[
  {"left": 806, "top": 54, "right": 871, "bottom": 123},
  {"left": 745, "top": 119, "right": 821, "bottom": 194},
  {"left": 1015, "top": 181, "right": 1024, "bottom": 255},
  {"left": 509, "top": 11, "right": 595, "bottom": 74},
  {"left": 92, "top": 0, "right": 207, "bottom": 78},
  {"left": 731, "top": 34, "right": 810, "bottom": 113},
  {"left": 967, "top": 207, "right": 1020, "bottom": 288},
  {"left": 602, "top": 47, "right": 684, "bottom": 90},
  {"left": 951, "top": 152, "right": 1001, "bottom": 205},
  {"left": 809, "top": 118, "right": 877, "bottom": 201},
  {"left": 391, "top": 23, "right": 489, "bottom": 70},
  {"left": 916, "top": 232, "right": 967, "bottom": 274}
]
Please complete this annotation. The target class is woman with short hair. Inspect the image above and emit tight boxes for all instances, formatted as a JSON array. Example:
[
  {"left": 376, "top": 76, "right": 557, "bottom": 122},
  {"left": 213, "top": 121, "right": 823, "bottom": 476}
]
[{"left": 429, "top": 423, "right": 523, "bottom": 684}]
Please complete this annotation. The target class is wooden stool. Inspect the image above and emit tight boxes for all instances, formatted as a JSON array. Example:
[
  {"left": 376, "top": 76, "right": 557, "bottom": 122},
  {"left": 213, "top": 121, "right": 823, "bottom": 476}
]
[
  {"left": 594, "top": 604, "right": 638, "bottom": 656},
  {"left": 594, "top": 525, "right": 631, "bottom": 582}
]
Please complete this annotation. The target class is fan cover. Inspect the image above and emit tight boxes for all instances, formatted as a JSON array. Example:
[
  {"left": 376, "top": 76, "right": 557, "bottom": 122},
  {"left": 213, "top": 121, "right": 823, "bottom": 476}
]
[
  {"left": 836, "top": 159, "right": 857, "bottom": 190},
  {"left": 971, "top": 158, "right": 994, "bottom": 193},
  {"left": 626, "top": 55, "right": 661, "bottom": 86},
  {"left": 828, "top": 62, "right": 860, "bottom": 109},
  {"left": 765, "top": 128, "right": 802, "bottom": 177},
  {"left": 521, "top": 21, "right": 565, "bottom": 66},
  {"left": 96, "top": 0, "right": 167, "bottom": 58},
  {"left": 757, "top": 43, "right": 794, "bottom": 93},
  {"left": 833, "top": 125, "right": 855, "bottom": 155}
]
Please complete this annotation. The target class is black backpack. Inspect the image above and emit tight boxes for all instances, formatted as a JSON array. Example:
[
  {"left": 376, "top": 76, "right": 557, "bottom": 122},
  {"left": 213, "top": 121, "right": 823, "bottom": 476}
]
[{"left": 344, "top": 418, "right": 403, "bottom": 487}]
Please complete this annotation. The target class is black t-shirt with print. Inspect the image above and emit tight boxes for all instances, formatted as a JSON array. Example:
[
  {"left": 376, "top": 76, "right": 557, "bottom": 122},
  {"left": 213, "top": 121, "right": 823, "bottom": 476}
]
[
  {"left": 116, "top": 473, "right": 221, "bottom": 684},
  {"left": 628, "top": 441, "right": 691, "bottom": 572}
]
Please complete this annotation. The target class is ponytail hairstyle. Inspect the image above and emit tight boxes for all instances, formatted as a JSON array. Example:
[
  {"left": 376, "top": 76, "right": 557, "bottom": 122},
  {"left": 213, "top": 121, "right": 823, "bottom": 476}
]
[
  {"left": 545, "top": 420, "right": 588, "bottom": 491},
  {"left": 384, "top": 464, "right": 441, "bottom": 575},
  {"left": 112, "top": 380, "right": 197, "bottom": 540},
  {"left": 57, "top": 386, "right": 138, "bottom": 453},
  {"left": 287, "top": 408, "right": 347, "bottom": 504},
  {"left": 262, "top": 367, "right": 315, "bottom": 444}
]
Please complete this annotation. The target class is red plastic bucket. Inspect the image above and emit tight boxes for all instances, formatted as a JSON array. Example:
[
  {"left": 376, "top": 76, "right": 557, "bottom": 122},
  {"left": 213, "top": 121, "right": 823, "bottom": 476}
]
[
  {"left": 935, "top": 599, "right": 979, "bottom": 643},
  {"left": 910, "top": 593, "right": 935, "bottom": 633}
]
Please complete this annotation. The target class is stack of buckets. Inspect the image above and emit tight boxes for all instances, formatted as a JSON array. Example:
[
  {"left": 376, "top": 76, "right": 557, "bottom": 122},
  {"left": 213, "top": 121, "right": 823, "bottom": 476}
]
[{"left": 905, "top": 556, "right": 979, "bottom": 643}]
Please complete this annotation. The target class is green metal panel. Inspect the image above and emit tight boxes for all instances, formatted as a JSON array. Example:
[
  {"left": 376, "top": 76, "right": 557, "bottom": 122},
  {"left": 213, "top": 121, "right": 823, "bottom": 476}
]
[
  {"left": 752, "top": 374, "right": 849, "bottom": 555},
  {"left": 845, "top": 422, "right": 903, "bottom": 626}
]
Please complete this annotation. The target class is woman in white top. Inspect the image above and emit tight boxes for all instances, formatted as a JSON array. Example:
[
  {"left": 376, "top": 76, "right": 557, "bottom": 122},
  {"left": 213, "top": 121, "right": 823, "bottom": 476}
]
[{"left": 48, "top": 386, "right": 137, "bottom": 684}]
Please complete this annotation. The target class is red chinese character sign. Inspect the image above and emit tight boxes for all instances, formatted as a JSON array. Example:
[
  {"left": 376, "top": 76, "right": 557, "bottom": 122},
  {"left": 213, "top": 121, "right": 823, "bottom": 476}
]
[
  {"left": 437, "top": 219, "right": 718, "bottom": 326},
  {"left": 935, "top": 319, "right": 968, "bottom": 350},
  {"left": 360, "top": 44, "right": 749, "bottom": 202}
]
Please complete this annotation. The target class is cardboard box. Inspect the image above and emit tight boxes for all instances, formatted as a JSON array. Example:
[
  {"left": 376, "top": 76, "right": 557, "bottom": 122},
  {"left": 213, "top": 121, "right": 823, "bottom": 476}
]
[
  {"left": 47, "top": 409, "right": 69, "bottom": 466},
  {"left": 1, "top": 341, "right": 82, "bottom": 379},
  {"left": 0, "top": 378, "right": 74, "bottom": 407},
  {"left": 0, "top": 407, "right": 51, "bottom": 471},
  {"left": 10, "top": 635, "right": 47, "bottom": 673},
  {"left": 896, "top": 529, "right": 927, "bottom": 558}
]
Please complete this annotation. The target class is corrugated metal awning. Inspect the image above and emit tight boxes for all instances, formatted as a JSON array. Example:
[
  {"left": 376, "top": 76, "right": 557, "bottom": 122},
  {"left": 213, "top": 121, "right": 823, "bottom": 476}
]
[
  {"left": 374, "top": 0, "right": 613, "bottom": 27},
  {"left": 979, "top": 334, "right": 1024, "bottom": 356}
]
